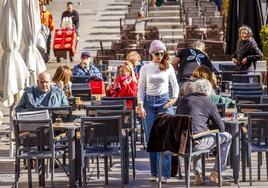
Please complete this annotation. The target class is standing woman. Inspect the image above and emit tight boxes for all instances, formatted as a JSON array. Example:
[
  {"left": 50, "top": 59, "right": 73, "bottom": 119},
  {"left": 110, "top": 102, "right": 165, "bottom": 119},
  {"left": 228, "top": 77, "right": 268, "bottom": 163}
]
[
  {"left": 52, "top": 65, "right": 73, "bottom": 97},
  {"left": 137, "top": 40, "right": 179, "bottom": 181},
  {"left": 232, "top": 25, "right": 263, "bottom": 72}
]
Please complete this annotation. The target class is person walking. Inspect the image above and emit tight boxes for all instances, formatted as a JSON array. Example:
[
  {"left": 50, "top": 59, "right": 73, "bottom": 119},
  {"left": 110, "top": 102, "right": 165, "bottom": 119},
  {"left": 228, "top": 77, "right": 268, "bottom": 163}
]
[
  {"left": 61, "top": 1, "right": 80, "bottom": 38},
  {"left": 40, "top": 2, "right": 54, "bottom": 62},
  {"left": 137, "top": 40, "right": 179, "bottom": 182}
]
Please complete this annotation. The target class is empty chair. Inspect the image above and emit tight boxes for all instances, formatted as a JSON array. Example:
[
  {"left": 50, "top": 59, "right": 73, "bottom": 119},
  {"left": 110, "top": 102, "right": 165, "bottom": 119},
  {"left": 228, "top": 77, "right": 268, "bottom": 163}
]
[
  {"left": 232, "top": 74, "right": 261, "bottom": 83},
  {"left": 35, "top": 106, "right": 73, "bottom": 123},
  {"left": 206, "top": 16, "right": 224, "bottom": 29},
  {"left": 235, "top": 95, "right": 263, "bottom": 104},
  {"left": 261, "top": 95, "right": 268, "bottom": 104},
  {"left": 91, "top": 99, "right": 127, "bottom": 108},
  {"left": 96, "top": 109, "right": 136, "bottom": 179},
  {"left": 14, "top": 110, "right": 65, "bottom": 188},
  {"left": 246, "top": 112, "right": 268, "bottom": 185},
  {"left": 72, "top": 76, "right": 90, "bottom": 83},
  {"left": 85, "top": 104, "right": 125, "bottom": 116},
  {"left": 72, "top": 83, "right": 92, "bottom": 101},
  {"left": 80, "top": 116, "right": 125, "bottom": 186}
]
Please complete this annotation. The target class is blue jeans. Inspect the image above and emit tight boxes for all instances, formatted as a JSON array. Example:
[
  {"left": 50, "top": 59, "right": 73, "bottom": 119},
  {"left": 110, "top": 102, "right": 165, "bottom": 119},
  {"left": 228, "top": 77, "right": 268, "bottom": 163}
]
[{"left": 143, "top": 93, "right": 174, "bottom": 178}]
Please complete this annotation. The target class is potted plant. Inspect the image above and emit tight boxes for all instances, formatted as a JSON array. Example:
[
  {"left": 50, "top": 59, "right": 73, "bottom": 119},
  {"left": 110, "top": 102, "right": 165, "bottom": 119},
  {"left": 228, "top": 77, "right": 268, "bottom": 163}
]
[{"left": 260, "top": 25, "right": 268, "bottom": 63}]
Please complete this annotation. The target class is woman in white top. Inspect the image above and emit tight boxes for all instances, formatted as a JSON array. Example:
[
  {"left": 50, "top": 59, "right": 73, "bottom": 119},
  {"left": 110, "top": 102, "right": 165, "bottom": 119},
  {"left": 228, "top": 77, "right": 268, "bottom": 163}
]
[{"left": 137, "top": 40, "right": 179, "bottom": 181}]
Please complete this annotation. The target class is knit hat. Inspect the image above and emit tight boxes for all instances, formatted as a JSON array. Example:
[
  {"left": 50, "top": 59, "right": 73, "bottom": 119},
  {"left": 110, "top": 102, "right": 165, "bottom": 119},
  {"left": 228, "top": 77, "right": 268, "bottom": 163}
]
[{"left": 149, "top": 40, "right": 166, "bottom": 54}]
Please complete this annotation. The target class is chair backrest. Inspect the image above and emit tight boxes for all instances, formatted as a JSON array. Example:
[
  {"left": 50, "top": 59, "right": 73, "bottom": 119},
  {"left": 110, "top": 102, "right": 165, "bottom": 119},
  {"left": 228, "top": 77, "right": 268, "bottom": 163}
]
[
  {"left": 35, "top": 106, "right": 72, "bottom": 123},
  {"left": 96, "top": 109, "right": 134, "bottom": 129},
  {"left": 14, "top": 110, "right": 53, "bottom": 149},
  {"left": 216, "top": 103, "right": 225, "bottom": 117},
  {"left": 72, "top": 83, "right": 92, "bottom": 101},
  {"left": 235, "top": 95, "right": 263, "bottom": 104},
  {"left": 85, "top": 105, "right": 125, "bottom": 116},
  {"left": 232, "top": 90, "right": 264, "bottom": 100},
  {"left": 72, "top": 76, "right": 90, "bottom": 83},
  {"left": 236, "top": 104, "right": 268, "bottom": 115},
  {"left": 260, "top": 95, "right": 268, "bottom": 104},
  {"left": 232, "top": 74, "right": 261, "bottom": 83},
  {"left": 247, "top": 112, "right": 268, "bottom": 148},
  {"left": 101, "top": 96, "right": 137, "bottom": 109},
  {"left": 80, "top": 116, "right": 122, "bottom": 148},
  {"left": 91, "top": 99, "right": 127, "bottom": 108}
]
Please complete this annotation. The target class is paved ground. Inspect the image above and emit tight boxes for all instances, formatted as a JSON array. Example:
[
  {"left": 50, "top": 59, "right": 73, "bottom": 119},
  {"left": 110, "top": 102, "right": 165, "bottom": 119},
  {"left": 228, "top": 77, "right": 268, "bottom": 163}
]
[{"left": 1, "top": 0, "right": 268, "bottom": 187}]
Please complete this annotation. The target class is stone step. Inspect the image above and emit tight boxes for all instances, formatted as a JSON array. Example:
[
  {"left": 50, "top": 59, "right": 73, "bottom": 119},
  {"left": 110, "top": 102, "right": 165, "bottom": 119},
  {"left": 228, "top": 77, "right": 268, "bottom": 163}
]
[
  {"left": 147, "top": 22, "right": 183, "bottom": 29},
  {"left": 149, "top": 5, "right": 180, "bottom": 11},
  {"left": 149, "top": 10, "right": 180, "bottom": 17},
  {"left": 160, "top": 37, "right": 183, "bottom": 44},
  {"left": 165, "top": 42, "right": 179, "bottom": 50},
  {"left": 148, "top": 16, "right": 180, "bottom": 22},
  {"left": 158, "top": 28, "right": 184, "bottom": 36},
  {"left": 163, "top": 1, "right": 180, "bottom": 6}
]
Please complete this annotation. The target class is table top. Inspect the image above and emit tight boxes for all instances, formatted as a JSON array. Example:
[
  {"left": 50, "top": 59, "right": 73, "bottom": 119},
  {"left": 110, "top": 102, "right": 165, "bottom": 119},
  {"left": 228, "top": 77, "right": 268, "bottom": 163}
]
[{"left": 53, "top": 122, "right": 80, "bottom": 129}]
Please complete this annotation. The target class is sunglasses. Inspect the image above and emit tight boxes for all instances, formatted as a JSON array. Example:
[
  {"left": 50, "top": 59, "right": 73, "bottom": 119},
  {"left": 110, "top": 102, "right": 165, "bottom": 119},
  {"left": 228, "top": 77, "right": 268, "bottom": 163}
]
[{"left": 153, "top": 52, "right": 165, "bottom": 57}]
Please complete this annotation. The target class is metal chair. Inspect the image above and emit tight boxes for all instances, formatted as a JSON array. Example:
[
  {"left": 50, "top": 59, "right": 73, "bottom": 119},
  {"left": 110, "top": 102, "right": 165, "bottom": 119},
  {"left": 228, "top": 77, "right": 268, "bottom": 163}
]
[
  {"left": 72, "top": 83, "right": 92, "bottom": 101},
  {"left": 35, "top": 106, "right": 73, "bottom": 123},
  {"left": 80, "top": 116, "right": 125, "bottom": 186},
  {"left": 96, "top": 109, "right": 136, "bottom": 180},
  {"left": 72, "top": 76, "right": 90, "bottom": 83},
  {"left": 232, "top": 74, "right": 261, "bottom": 83},
  {"left": 14, "top": 110, "right": 65, "bottom": 188},
  {"left": 247, "top": 112, "right": 268, "bottom": 185},
  {"left": 235, "top": 95, "right": 264, "bottom": 104},
  {"left": 236, "top": 104, "right": 268, "bottom": 182},
  {"left": 85, "top": 104, "right": 125, "bottom": 116},
  {"left": 260, "top": 95, "right": 268, "bottom": 104},
  {"left": 216, "top": 103, "right": 225, "bottom": 117}
]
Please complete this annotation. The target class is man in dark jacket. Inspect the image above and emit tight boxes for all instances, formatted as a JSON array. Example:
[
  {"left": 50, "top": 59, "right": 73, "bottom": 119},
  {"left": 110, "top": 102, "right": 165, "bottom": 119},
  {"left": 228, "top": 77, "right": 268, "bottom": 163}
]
[
  {"left": 176, "top": 79, "right": 232, "bottom": 186},
  {"left": 61, "top": 1, "right": 79, "bottom": 36}
]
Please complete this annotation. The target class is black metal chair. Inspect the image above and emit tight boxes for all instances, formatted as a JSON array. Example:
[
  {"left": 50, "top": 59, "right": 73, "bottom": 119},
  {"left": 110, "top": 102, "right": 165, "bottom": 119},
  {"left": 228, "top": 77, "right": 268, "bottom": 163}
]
[
  {"left": 35, "top": 106, "right": 73, "bottom": 123},
  {"left": 96, "top": 109, "right": 136, "bottom": 180},
  {"left": 216, "top": 103, "right": 225, "bottom": 117},
  {"left": 232, "top": 74, "right": 261, "bottom": 83},
  {"left": 260, "top": 95, "right": 268, "bottom": 104},
  {"left": 80, "top": 116, "right": 125, "bottom": 186},
  {"left": 235, "top": 95, "right": 264, "bottom": 104},
  {"left": 14, "top": 110, "right": 65, "bottom": 188},
  {"left": 85, "top": 104, "right": 125, "bottom": 116},
  {"left": 72, "top": 76, "right": 90, "bottom": 83},
  {"left": 236, "top": 104, "right": 268, "bottom": 182},
  {"left": 72, "top": 83, "right": 92, "bottom": 101},
  {"left": 247, "top": 112, "right": 268, "bottom": 185},
  {"left": 91, "top": 99, "right": 127, "bottom": 108}
]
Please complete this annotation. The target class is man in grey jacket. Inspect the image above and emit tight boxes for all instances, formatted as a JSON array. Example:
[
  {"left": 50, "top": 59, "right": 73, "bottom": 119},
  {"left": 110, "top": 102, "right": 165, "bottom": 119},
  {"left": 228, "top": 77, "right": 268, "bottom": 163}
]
[{"left": 16, "top": 72, "right": 69, "bottom": 112}]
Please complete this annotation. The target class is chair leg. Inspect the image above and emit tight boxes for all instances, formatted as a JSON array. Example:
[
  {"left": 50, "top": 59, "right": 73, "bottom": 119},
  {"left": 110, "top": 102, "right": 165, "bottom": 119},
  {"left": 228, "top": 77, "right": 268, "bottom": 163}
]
[
  {"left": 15, "top": 158, "right": 20, "bottom": 188},
  {"left": 248, "top": 150, "right": 252, "bottom": 186},
  {"left": 104, "top": 156, "right": 109, "bottom": 185},
  {"left": 51, "top": 158, "right": 55, "bottom": 188},
  {"left": 258, "top": 152, "right": 262, "bottom": 181},
  {"left": 266, "top": 152, "right": 268, "bottom": 180},
  {"left": 178, "top": 156, "right": 183, "bottom": 179},
  {"left": 201, "top": 154, "right": 206, "bottom": 183},
  {"left": 46, "top": 159, "right": 50, "bottom": 179},
  {"left": 82, "top": 158, "right": 87, "bottom": 187},
  {"left": 216, "top": 134, "right": 221, "bottom": 187},
  {"left": 130, "top": 134, "right": 136, "bottom": 179},
  {"left": 187, "top": 155, "right": 191, "bottom": 188},
  {"left": 241, "top": 143, "right": 246, "bottom": 182},
  {"left": 158, "top": 152, "right": 163, "bottom": 188},
  {"left": 109, "top": 156, "right": 112, "bottom": 168},
  {"left": 97, "top": 156, "right": 100, "bottom": 179},
  {"left": 27, "top": 159, "right": 33, "bottom": 188}
]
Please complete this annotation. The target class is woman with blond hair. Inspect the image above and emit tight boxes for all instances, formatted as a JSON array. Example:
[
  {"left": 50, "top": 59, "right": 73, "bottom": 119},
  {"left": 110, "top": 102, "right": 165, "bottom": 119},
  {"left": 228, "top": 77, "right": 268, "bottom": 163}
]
[
  {"left": 52, "top": 65, "right": 73, "bottom": 97},
  {"left": 126, "top": 51, "right": 144, "bottom": 76}
]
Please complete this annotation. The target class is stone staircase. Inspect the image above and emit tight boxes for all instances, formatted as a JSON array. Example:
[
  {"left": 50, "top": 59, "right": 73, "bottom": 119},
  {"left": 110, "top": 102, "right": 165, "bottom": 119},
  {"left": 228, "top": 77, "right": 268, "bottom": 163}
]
[{"left": 147, "top": 2, "right": 184, "bottom": 59}]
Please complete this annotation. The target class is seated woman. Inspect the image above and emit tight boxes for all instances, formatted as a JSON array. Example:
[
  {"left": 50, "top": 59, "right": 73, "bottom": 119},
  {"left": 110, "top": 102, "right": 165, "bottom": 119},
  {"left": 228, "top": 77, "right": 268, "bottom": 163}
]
[
  {"left": 180, "top": 65, "right": 235, "bottom": 108},
  {"left": 52, "top": 65, "right": 73, "bottom": 97},
  {"left": 106, "top": 62, "right": 137, "bottom": 107}
]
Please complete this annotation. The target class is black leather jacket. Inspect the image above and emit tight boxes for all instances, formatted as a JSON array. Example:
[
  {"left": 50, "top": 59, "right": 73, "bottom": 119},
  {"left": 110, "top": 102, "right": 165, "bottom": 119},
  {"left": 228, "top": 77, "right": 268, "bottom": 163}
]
[{"left": 232, "top": 37, "right": 263, "bottom": 71}]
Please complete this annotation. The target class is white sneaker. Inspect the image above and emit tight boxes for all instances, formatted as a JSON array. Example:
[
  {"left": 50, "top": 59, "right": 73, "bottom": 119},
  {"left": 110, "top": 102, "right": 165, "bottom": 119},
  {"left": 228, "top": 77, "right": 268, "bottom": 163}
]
[
  {"left": 149, "top": 175, "right": 157, "bottom": 182},
  {"left": 157, "top": 176, "right": 168, "bottom": 183}
]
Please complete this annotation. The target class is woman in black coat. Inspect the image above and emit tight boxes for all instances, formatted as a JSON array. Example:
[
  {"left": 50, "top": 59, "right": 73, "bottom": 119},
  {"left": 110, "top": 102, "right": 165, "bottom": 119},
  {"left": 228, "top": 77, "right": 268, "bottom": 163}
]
[{"left": 232, "top": 25, "right": 263, "bottom": 72}]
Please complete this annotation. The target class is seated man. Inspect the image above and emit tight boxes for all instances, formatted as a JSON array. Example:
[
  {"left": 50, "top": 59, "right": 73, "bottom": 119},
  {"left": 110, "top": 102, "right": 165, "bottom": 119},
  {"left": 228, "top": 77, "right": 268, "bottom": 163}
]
[
  {"left": 16, "top": 72, "right": 69, "bottom": 112},
  {"left": 176, "top": 79, "right": 232, "bottom": 186},
  {"left": 72, "top": 51, "right": 103, "bottom": 81}
]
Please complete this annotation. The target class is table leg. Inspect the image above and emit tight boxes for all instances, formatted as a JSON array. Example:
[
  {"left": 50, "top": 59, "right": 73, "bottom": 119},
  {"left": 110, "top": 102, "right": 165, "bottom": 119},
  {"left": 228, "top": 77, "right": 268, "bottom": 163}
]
[
  {"left": 68, "top": 129, "right": 76, "bottom": 187},
  {"left": 232, "top": 123, "right": 240, "bottom": 184}
]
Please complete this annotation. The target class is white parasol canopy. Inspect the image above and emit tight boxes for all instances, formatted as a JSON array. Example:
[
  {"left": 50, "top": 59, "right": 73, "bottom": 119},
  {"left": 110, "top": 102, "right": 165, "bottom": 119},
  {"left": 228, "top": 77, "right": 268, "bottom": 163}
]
[
  {"left": 22, "top": 0, "right": 46, "bottom": 85},
  {"left": 0, "top": 0, "right": 30, "bottom": 107}
]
